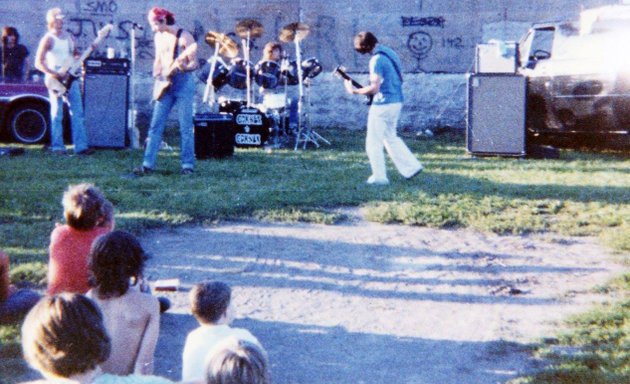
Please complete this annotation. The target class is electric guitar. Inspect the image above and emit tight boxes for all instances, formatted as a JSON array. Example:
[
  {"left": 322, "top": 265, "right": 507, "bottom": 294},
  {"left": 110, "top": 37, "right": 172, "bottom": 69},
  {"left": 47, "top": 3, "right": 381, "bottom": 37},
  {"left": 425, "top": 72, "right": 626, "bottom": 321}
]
[
  {"left": 334, "top": 65, "right": 373, "bottom": 106},
  {"left": 45, "top": 24, "right": 114, "bottom": 97},
  {"left": 152, "top": 43, "right": 198, "bottom": 101}
]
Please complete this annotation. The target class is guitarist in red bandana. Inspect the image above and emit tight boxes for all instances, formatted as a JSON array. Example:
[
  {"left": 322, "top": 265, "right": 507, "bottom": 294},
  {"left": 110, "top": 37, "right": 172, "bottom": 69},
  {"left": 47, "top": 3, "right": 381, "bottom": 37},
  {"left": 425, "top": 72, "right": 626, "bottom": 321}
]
[
  {"left": 134, "top": 7, "right": 198, "bottom": 176},
  {"left": 35, "top": 8, "right": 92, "bottom": 156},
  {"left": 343, "top": 31, "right": 423, "bottom": 185}
]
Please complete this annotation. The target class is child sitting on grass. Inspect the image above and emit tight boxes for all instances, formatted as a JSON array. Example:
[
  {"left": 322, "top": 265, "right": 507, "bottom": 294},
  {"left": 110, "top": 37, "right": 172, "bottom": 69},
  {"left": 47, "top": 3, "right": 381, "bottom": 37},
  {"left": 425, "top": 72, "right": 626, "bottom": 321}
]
[
  {"left": 47, "top": 183, "right": 114, "bottom": 295},
  {"left": 86, "top": 230, "right": 161, "bottom": 376},
  {"left": 182, "top": 281, "right": 262, "bottom": 382}
]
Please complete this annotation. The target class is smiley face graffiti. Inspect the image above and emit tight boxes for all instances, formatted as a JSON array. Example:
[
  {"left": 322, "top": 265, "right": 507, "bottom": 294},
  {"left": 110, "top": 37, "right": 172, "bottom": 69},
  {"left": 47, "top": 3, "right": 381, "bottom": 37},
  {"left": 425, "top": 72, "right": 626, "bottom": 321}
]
[{"left": 407, "top": 31, "right": 432, "bottom": 59}]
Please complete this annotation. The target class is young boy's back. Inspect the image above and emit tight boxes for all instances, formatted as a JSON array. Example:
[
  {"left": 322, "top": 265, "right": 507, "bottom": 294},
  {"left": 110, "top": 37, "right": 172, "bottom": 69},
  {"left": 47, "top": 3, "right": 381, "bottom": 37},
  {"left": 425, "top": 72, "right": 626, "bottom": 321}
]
[{"left": 181, "top": 281, "right": 261, "bottom": 382}]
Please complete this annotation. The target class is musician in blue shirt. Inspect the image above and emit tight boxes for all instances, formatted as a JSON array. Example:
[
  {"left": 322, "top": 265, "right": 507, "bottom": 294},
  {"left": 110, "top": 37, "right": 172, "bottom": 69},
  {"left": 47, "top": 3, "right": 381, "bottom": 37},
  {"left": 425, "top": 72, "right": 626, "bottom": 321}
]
[{"left": 344, "top": 31, "right": 423, "bottom": 185}]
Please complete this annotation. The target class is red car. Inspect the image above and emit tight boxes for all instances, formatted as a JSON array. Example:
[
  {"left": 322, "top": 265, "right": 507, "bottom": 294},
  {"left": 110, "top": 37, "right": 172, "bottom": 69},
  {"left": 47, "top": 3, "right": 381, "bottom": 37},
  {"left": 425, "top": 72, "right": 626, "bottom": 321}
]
[{"left": 0, "top": 79, "right": 50, "bottom": 144}]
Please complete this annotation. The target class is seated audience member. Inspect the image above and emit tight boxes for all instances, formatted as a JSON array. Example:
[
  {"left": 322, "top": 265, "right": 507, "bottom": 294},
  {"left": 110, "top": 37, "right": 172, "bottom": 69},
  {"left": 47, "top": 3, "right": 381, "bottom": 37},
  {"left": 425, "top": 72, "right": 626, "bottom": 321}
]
[
  {"left": 182, "top": 282, "right": 262, "bottom": 382},
  {"left": 204, "top": 337, "right": 271, "bottom": 384},
  {"left": 47, "top": 183, "right": 114, "bottom": 295},
  {"left": 86, "top": 230, "right": 162, "bottom": 375},
  {"left": 21, "top": 293, "right": 173, "bottom": 383},
  {"left": 0, "top": 250, "right": 40, "bottom": 324}
]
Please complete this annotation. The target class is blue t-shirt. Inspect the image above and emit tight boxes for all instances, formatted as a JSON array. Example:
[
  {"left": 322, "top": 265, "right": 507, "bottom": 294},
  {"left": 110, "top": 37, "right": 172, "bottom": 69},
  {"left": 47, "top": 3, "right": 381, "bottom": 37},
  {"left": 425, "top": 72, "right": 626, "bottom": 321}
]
[{"left": 369, "top": 45, "right": 404, "bottom": 105}]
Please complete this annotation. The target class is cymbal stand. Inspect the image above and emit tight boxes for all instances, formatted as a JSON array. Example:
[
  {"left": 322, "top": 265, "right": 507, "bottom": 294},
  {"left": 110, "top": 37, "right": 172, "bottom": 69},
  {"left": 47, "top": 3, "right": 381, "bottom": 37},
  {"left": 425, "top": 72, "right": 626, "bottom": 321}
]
[
  {"left": 293, "top": 37, "right": 305, "bottom": 150},
  {"left": 202, "top": 42, "right": 220, "bottom": 108},
  {"left": 298, "top": 80, "right": 330, "bottom": 149},
  {"left": 242, "top": 31, "right": 253, "bottom": 107}
]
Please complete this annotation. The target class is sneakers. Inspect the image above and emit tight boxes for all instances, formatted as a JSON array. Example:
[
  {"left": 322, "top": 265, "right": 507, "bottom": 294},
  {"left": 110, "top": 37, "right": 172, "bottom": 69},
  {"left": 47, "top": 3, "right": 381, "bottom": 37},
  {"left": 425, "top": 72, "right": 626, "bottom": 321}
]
[
  {"left": 366, "top": 175, "right": 389, "bottom": 185},
  {"left": 405, "top": 166, "right": 424, "bottom": 180},
  {"left": 133, "top": 166, "right": 153, "bottom": 176},
  {"left": 181, "top": 168, "right": 194, "bottom": 175},
  {"left": 46, "top": 148, "right": 68, "bottom": 155}
]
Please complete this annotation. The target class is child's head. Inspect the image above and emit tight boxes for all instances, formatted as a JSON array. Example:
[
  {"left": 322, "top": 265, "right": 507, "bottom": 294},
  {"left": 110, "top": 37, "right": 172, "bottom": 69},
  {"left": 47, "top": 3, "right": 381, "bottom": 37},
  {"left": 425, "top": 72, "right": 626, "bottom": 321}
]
[
  {"left": 88, "top": 230, "right": 148, "bottom": 299},
  {"left": 21, "top": 293, "right": 111, "bottom": 379},
  {"left": 62, "top": 183, "right": 112, "bottom": 230},
  {"left": 205, "top": 338, "right": 270, "bottom": 384},
  {"left": 190, "top": 281, "right": 232, "bottom": 325}
]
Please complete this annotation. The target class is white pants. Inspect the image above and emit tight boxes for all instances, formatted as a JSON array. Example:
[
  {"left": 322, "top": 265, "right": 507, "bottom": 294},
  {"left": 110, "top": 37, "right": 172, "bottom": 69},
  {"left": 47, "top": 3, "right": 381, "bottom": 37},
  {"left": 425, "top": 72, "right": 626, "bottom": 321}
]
[{"left": 366, "top": 103, "right": 422, "bottom": 180}]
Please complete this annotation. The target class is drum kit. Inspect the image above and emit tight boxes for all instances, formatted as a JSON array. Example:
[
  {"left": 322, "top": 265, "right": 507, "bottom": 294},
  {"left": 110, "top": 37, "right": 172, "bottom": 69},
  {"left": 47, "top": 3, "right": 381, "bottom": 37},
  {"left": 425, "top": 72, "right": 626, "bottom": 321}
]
[{"left": 199, "top": 20, "right": 328, "bottom": 150}]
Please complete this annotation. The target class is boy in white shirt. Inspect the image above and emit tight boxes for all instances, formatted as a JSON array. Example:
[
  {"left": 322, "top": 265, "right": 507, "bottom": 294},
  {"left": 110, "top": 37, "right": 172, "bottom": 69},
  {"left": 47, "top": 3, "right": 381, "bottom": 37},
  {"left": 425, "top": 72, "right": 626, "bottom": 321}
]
[{"left": 182, "top": 281, "right": 261, "bottom": 382}]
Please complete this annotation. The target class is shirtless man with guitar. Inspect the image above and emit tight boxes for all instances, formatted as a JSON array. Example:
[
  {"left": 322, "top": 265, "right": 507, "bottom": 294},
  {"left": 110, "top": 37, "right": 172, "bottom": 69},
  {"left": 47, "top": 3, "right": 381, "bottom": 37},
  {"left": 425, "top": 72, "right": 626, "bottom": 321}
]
[
  {"left": 35, "top": 8, "right": 111, "bottom": 155},
  {"left": 134, "top": 7, "right": 198, "bottom": 176}
]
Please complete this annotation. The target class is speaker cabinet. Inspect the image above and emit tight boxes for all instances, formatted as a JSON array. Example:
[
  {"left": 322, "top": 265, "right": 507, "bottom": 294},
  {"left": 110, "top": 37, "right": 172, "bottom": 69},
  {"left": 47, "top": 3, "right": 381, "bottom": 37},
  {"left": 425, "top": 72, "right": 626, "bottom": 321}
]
[
  {"left": 194, "top": 113, "right": 235, "bottom": 159},
  {"left": 467, "top": 74, "right": 526, "bottom": 156},
  {"left": 83, "top": 59, "right": 129, "bottom": 148}
]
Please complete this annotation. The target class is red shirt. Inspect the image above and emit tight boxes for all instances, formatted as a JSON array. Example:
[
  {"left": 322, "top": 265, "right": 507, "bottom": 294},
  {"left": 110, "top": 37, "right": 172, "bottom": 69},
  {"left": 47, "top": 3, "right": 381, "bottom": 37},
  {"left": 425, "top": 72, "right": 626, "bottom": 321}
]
[{"left": 47, "top": 224, "right": 112, "bottom": 295}]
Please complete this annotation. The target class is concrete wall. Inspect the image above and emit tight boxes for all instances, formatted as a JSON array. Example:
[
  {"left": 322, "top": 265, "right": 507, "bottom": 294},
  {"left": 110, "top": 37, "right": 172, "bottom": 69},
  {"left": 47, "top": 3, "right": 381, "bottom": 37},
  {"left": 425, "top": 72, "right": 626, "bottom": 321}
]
[{"left": 0, "top": 0, "right": 621, "bottom": 132}]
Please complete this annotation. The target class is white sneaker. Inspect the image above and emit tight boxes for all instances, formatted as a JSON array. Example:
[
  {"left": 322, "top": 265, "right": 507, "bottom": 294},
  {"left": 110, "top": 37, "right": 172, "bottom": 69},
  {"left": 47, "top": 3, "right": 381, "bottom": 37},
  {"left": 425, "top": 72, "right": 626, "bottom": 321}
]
[
  {"left": 366, "top": 175, "right": 389, "bottom": 185},
  {"left": 405, "top": 166, "right": 423, "bottom": 180}
]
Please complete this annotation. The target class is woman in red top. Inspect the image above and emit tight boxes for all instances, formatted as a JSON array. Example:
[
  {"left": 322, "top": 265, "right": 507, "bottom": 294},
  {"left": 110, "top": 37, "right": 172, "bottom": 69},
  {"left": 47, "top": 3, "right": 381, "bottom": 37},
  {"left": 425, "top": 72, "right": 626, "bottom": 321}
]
[{"left": 47, "top": 183, "right": 114, "bottom": 295}]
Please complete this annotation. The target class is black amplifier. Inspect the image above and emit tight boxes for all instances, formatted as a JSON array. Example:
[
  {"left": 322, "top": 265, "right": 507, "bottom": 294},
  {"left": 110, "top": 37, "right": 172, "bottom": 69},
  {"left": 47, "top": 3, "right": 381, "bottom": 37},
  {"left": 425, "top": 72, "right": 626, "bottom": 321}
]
[
  {"left": 194, "top": 113, "right": 235, "bottom": 159},
  {"left": 84, "top": 58, "right": 130, "bottom": 75}
]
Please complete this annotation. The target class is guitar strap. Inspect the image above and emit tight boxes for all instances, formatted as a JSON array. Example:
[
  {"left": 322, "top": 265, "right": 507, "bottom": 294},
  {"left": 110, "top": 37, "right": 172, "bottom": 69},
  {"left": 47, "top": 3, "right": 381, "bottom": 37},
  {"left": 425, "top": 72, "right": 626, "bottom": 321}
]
[
  {"left": 173, "top": 29, "right": 183, "bottom": 60},
  {"left": 376, "top": 50, "right": 403, "bottom": 83}
]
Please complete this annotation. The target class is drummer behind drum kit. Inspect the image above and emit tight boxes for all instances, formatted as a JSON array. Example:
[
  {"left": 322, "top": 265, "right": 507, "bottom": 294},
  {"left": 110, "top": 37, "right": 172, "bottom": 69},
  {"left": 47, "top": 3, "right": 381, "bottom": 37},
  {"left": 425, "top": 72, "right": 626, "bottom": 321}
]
[{"left": 194, "top": 20, "right": 327, "bottom": 158}]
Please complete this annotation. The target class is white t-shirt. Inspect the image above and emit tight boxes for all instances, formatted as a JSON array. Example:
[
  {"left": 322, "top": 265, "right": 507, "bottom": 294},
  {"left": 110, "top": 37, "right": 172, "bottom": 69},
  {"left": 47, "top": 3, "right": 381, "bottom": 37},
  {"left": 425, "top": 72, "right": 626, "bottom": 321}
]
[{"left": 181, "top": 324, "right": 261, "bottom": 382}]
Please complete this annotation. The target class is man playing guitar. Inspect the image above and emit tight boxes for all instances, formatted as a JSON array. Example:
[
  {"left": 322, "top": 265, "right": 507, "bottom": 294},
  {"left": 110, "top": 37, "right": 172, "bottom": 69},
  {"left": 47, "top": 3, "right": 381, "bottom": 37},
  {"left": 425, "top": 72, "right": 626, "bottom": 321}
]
[
  {"left": 134, "top": 7, "right": 198, "bottom": 176},
  {"left": 35, "top": 7, "right": 93, "bottom": 155}
]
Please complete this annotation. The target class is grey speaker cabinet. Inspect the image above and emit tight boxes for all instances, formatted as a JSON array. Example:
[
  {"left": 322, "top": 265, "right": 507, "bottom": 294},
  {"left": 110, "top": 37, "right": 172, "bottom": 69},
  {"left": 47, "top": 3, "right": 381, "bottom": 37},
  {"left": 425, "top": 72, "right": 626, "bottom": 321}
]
[
  {"left": 83, "top": 62, "right": 129, "bottom": 148},
  {"left": 467, "top": 74, "right": 526, "bottom": 156}
]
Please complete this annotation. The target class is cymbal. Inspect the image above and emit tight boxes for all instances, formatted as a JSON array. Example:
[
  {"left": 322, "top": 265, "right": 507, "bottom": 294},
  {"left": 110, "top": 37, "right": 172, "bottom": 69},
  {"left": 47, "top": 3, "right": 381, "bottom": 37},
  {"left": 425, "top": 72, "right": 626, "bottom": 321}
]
[
  {"left": 204, "top": 31, "right": 239, "bottom": 58},
  {"left": 279, "top": 22, "right": 310, "bottom": 43},
  {"left": 235, "top": 19, "right": 264, "bottom": 38}
]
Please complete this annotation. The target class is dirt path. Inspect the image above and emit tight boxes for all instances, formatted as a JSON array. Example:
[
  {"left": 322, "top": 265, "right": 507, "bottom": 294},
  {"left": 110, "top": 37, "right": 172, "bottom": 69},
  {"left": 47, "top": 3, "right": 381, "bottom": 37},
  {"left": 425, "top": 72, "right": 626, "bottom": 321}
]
[{"left": 140, "top": 209, "right": 623, "bottom": 383}]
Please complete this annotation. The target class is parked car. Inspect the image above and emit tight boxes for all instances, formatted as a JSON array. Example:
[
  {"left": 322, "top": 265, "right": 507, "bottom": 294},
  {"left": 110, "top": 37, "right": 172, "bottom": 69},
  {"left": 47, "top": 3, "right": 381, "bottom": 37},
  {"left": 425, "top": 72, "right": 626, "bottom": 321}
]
[
  {"left": 0, "top": 78, "right": 50, "bottom": 144},
  {"left": 518, "top": 4, "right": 630, "bottom": 149}
]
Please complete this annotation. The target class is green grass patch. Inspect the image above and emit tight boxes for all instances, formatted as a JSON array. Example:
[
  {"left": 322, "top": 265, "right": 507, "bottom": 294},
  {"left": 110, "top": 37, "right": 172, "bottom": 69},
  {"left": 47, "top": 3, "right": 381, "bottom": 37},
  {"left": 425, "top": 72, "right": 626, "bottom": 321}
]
[{"left": 1, "top": 127, "right": 630, "bottom": 381}]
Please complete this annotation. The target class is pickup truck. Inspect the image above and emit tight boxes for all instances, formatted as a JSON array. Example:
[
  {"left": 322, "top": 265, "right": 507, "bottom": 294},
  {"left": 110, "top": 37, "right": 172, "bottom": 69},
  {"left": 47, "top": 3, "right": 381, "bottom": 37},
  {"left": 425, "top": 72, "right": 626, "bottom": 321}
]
[{"left": 518, "top": 4, "right": 630, "bottom": 148}]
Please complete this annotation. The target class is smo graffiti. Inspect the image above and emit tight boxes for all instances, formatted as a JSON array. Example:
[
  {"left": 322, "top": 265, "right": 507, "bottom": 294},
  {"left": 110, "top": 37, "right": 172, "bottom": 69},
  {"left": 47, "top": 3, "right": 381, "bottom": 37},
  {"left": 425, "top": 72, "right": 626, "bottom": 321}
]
[{"left": 81, "top": 0, "right": 119, "bottom": 16}]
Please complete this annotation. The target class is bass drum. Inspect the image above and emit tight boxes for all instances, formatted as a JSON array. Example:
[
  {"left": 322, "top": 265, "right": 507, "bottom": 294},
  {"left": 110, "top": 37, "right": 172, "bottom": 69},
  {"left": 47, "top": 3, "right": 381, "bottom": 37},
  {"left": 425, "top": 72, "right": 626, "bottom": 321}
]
[
  {"left": 233, "top": 105, "right": 270, "bottom": 147},
  {"left": 228, "top": 58, "right": 254, "bottom": 89},
  {"left": 255, "top": 60, "right": 281, "bottom": 89},
  {"left": 197, "top": 57, "right": 229, "bottom": 90}
]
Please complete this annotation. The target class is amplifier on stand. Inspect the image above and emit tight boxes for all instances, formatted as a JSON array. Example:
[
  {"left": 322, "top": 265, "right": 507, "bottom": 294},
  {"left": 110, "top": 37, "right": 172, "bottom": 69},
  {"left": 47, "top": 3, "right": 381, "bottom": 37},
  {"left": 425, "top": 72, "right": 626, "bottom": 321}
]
[
  {"left": 83, "top": 58, "right": 130, "bottom": 148},
  {"left": 194, "top": 113, "right": 235, "bottom": 159}
]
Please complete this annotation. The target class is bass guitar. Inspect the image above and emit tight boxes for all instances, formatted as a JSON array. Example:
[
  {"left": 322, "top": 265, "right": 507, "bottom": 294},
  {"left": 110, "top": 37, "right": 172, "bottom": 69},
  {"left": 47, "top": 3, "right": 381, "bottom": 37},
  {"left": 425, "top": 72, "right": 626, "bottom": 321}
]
[
  {"left": 333, "top": 65, "right": 373, "bottom": 106},
  {"left": 152, "top": 43, "right": 198, "bottom": 101},
  {"left": 45, "top": 24, "right": 114, "bottom": 97}
]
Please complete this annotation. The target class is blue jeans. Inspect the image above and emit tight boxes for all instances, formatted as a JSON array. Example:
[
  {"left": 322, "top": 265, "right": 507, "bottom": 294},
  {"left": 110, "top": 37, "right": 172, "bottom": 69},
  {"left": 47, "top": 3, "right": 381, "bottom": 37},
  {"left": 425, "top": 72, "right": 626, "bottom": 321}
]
[
  {"left": 143, "top": 72, "right": 195, "bottom": 170},
  {"left": 48, "top": 81, "right": 88, "bottom": 152}
]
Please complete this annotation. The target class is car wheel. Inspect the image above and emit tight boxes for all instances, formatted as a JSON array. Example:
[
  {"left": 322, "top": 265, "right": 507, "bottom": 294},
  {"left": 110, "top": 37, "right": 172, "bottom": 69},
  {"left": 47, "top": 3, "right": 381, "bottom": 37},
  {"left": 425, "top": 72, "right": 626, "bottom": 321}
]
[{"left": 8, "top": 101, "right": 50, "bottom": 144}]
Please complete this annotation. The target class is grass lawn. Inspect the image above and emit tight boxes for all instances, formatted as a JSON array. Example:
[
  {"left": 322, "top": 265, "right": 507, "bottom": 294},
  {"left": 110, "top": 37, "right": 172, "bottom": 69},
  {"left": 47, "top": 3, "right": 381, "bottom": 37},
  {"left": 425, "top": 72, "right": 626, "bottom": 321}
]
[{"left": 1, "top": 127, "right": 629, "bottom": 382}]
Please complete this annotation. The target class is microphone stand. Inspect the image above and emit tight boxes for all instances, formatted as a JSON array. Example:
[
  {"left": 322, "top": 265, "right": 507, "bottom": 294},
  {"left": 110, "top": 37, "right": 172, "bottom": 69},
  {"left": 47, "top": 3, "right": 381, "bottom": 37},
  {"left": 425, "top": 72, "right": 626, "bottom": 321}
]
[{"left": 128, "top": 23, "right": 142, "bottom": 149}]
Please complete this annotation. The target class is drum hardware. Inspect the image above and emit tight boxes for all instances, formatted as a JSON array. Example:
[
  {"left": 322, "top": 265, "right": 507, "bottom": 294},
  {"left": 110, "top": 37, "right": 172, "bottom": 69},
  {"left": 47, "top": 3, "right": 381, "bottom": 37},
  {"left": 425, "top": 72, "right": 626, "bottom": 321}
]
[
  {"left": 203, "top": 31, "right": 239, "bottom": 107},
  {"left": 279, "top": 22, "right": 325, "bottom": 150},
  {"left": 294, "top": 81, "right": 330, "bottom": 149},
  {"left": 235, "top": 20, "right": 264, "bottom": 108}
]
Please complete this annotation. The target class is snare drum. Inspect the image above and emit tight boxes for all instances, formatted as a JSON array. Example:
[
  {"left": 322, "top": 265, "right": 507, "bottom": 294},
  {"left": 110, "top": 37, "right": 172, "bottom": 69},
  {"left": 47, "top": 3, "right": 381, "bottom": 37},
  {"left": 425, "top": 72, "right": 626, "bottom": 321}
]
[
  {"left": 233, "top": 106, "right": 270, "bottom": 147},
  {"left": 255, "top": 61, "right": 281, "bottom": 89},
  {"left": 197, "top": 57, "right": 230, "bottom": 90},
  {"left": 228, "top": 58, "right": 254, "bottom": 89}
]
